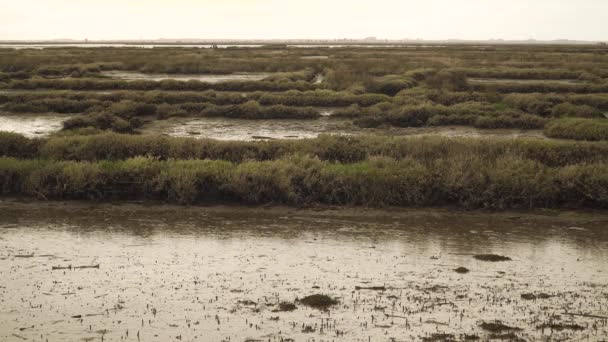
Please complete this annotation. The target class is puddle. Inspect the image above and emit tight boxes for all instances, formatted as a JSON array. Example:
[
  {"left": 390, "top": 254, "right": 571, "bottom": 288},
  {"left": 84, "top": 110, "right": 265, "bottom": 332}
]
[
  {"left": 0, "top": 113, "right": 69, "bottom": 137},
  {"left": 469, "top": 77, "right": 582, "bottom": 85},
  {"left": 0, "top": 203, "right": 607, "bottom": 341},
  {"left": 100, "top": 71, "right": 271, "bottom": 83}
]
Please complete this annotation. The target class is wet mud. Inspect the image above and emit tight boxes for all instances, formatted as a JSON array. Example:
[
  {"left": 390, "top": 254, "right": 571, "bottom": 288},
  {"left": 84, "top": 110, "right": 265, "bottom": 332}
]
[{"left": 1, "top": 202, "right": 607, "bottom": 341}]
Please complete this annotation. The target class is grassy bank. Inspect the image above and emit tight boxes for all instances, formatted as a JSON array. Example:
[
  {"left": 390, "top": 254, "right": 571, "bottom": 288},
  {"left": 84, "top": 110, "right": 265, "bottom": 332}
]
[
  {"left": 0, "top": 155, "right": 606, "bottom": 208},
  {"left": 3, "top": 132, "right": 608, "bottom": 167},
  {"left": 544, "top": 118, "right": 608, "bottom": 141}
]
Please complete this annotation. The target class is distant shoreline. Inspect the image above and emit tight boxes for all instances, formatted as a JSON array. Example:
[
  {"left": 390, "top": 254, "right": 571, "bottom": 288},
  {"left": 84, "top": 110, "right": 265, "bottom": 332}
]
[{"left": 0, "top": 39, "right": 605, "bottom": 47}]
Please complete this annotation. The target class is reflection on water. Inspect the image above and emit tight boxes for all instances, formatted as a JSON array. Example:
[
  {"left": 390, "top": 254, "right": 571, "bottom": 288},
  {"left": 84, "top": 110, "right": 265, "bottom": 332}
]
[
  {"left": 1, "top": 203, "right": 607, "bottom": 341},
  {"left": 0, "top": 113, "right": 70, "bottom": 137}
]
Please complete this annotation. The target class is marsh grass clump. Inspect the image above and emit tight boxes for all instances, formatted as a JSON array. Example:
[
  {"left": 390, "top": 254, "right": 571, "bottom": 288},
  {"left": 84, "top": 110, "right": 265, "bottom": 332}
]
[
  {"left": 0, "top": 132, "right": 39, "bottom": 158},
  {"left": 298, "top": 294, "right": 338, "bottom": 310},
  {"left": 473, "top": 254, "right": 512, "bottom": 262},
  {"left": 62, "top": 112, "right": 141, "bottom": 133}
]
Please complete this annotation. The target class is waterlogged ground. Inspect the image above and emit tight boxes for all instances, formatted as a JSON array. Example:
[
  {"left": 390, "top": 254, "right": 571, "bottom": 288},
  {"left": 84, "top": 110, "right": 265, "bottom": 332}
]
[
  {"left": 1, "top": 202, "right": 608, "bottom": 341},
  {"left": 101, "top": 71, "right": 271, "bottom": 83},
  {"left": 0, "top": 113, "right": 70, "bottom": 137},
  {"left": 0, "top": 112, "right": 549, "bottom": 141},
  {"left": 142, "top": 117, "right": 547, "bottom": 141}
]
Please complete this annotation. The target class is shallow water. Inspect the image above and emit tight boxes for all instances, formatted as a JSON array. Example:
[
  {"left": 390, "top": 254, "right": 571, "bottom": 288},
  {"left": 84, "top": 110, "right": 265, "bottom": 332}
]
[
  {"left": 0, "top": 113, "right": 70, "bottom": 137},
  {"left": 142, "top": 117, "right": 548, "bottom": 141},
  {"left": 101, "top": 71, "right": 271, "bottom": 83},
  {"left": 1, "top": 203, "right": 607, "bottom": 341},
  {"left": 141, "top": 116, "right": 354, "bottom": 140}
]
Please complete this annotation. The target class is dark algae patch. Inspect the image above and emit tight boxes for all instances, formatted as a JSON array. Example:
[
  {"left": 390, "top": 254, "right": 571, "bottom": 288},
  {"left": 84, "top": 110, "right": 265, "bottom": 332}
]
[
  {"left": 537, "top": 322, "right": 585, "bottom": 331},
  {"left": 474, "top": 254, "right": 512, "bottom": 262},
  {"left": 274, "top": 302, "right": 297, "bottom": 312},
  {"left": 479, "top": 321, "right": 522, "bottom": 333},
  {"left": 354, "top": 285, "right": 386, "bottom": 291},
  {"left": 521, "top": 292, "right": 554, "bottom": 300},
  {"left": 298, "top": 294, "right": 338, "bottom": 310},
  {"left": 421, "top": 333, "right": 456, "bottom": 342},
  {"left": 454, "top": 267, "right": 470, "bottom": 274}
]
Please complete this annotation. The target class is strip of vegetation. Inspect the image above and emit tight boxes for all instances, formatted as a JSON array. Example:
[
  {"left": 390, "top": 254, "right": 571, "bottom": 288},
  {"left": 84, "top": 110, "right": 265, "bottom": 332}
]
[
  {"left": 334, "top": 103, "right": 548, "bottom": 130},
  {"left": 471, "top": 82, "right": 608, "bottom": 94},
  {"left": 0, "top": 90, "right": 391, "bottom": 113},
  {"left": 7, "top": 78, "right": 317, "bottom": 92},
  {"left": 544, "top": 118, "right": 608, "bottom": 141},
  {"left": 0, "top": 154, "right": 606, "bottom": 208},
  {"left": 452, "top": 67, "right": 598, "bottom": 81},
  {"left": 4, "top": 132, "right": 608, "bottom": 167}
]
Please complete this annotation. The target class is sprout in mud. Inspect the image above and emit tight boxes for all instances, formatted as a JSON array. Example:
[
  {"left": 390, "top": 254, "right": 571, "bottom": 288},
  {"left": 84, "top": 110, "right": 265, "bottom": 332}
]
[
  {"left": 473, "top": 254, "right": 512, "bottom": 262},
  {"left": 298, "top": 294, "right": 338, "bottom": 310}
]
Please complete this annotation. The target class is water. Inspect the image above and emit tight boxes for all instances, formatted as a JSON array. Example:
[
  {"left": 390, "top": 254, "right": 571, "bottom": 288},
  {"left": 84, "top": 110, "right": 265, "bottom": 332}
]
[
  {"left": 1, "top": 202, "right": 607, "bottom": 341},
  {"left": 0, "top": 113, "right": 70, "bottom": 137},
  {"left": 141, "top": 116, "right": 355, "bottom": 140},
  {"left": 101, "top": 71, "right": 271, "bottom": 83},
  {"left": 142, "top": 117, "right": 548, "bottom": 141}
]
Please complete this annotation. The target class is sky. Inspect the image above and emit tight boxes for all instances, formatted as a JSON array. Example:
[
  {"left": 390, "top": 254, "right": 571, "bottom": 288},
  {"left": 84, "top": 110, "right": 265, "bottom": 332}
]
[{"left": 0, "top": 0, "right": 606, "bottom": 41}]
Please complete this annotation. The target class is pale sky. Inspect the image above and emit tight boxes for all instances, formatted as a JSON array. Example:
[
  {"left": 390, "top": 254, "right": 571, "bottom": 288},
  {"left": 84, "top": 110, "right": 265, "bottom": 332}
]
[{"left": 0, "top": 0, "right": 606, "bottom": 41}]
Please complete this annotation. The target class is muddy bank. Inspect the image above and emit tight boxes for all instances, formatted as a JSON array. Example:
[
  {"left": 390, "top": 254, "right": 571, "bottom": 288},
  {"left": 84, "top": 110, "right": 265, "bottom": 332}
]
[{"left": 1, "top": 201, "right": 608, "bottom": 341}]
